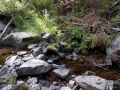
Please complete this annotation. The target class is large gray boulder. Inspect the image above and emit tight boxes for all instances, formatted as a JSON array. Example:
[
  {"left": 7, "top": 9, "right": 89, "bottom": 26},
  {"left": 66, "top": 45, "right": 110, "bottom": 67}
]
[
  {"left": 0, "top": 32, "right": 39, "bottom": 48},
  {"left": 106, "top": 36, "right": 120, "bottom": 55},
  {"left": 74, "top": 75, "right": 114, "bottom": 90},
  {"left": 17, "top": 59, "right": 51, "bottom": 76}
]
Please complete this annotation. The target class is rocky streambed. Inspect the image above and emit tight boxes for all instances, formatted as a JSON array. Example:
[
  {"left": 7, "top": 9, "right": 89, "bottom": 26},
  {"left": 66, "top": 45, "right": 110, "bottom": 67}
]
[{"left": 0, "top": 32, "right": 120, "bottom": 90}]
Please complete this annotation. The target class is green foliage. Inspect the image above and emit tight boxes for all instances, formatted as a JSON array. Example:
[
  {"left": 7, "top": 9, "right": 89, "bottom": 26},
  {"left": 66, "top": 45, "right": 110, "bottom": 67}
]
[
  {"left": 0, "top": 0, "right": 26, "bottom": 15},
  {"left": 72, "top": 5, "right": 85, "bottom": 17},
  {"left": 67, "top": 25, "right": 85, "bottom": 39},
  {"left": 80, "top": 34, "right": 93, "bottom": 49},
  {"left": 112, "top": 13, "right": 120, "bottom": 27},
  {"left": 30, "top": 0, "right": 54, "bottom": 10},
  {"left": 0, "top": 0, "right": 57, "bottom": 34},
  {"left": 14, "top": 11, "right": 57, "bottom": 34},
  {"left": 67, "top": 25, "right": 93, "bottom": 50}
]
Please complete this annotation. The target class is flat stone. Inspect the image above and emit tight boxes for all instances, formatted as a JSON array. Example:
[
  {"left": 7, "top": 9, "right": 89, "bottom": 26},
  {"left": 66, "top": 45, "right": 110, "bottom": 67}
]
[
  {"left": 5, "top": 55, "right": 18, "bottom": 67},
  {"left": 17, "top": 59, "right": 51, "bottom": 76},
  {"left": 17, "top": 51, "right": 27, "bottom": 56},
  {"left": 53, "top": 68, "right": 69, "bottom": 79},
  {"left": 60, "top": 86, "right": 72, "bottom": 90},
  {"left": 75, "top": 76, "right": 107, "bottom": 90}
]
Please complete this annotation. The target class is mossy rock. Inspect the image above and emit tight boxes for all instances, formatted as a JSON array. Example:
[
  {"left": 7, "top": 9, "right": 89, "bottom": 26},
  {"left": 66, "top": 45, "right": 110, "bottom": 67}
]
[
  {"left": 81, "top": 48, "right": 88, "bottom": 55},
  {"left": 47, "top": 43, "right": 58, "bottom": 55}
]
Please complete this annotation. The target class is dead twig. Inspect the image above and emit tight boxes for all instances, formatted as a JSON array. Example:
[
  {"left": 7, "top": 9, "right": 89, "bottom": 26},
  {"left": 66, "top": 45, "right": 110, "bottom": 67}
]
[{"left": 0, "top": 17, "right": 13, "bottom": 39}]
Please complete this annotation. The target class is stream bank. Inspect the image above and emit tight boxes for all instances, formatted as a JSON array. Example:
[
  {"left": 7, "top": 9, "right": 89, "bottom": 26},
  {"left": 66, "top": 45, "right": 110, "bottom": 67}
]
[{"left": 0, "top": 32, "right": 120, "bottom": 90}]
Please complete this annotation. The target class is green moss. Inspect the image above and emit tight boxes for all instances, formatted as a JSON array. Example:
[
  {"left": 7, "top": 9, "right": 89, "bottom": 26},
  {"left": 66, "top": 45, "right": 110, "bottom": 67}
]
[
  {"left": 81, "top": 48, "right": 88, "bottom": 55},
  {"left": 48, "top": 43, "right": 58, "bottom": 54},
  {"left": 61, "top": 75, "right": 67, "bottom": 79}
]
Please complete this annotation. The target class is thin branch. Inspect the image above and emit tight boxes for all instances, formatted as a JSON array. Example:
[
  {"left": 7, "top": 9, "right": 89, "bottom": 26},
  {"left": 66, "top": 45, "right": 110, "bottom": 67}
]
[
  {"left": 111, "top": 27, "right": 120, "bottom": 32},
  {"left": 0, "top": 17, "right": 13, "bottom": 39}
]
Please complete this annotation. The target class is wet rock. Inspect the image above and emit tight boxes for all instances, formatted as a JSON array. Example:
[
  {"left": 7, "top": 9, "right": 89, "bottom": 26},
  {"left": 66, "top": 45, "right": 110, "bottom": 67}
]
[
  {"left": 0, "top": 32, "right": 39, "bottom": 49},
  {"left": 37, "top": 54, "right": 45, "bottom": 60},
  {"left": 60, "top": 86, "right": 72, "bottom": 90},
  {"left": 10, "top": 83, "right": 30, "bottom": 90},
  {"left": 33, "top": 47, "right": 42, "bottom": 56},
  {"left": 39, "top": 79, "right": 50, "bottom": 87},
  {"left": 27, "top": 77, "right": 37, "bottom": 85},
  {"left": 17, "top": 59, "right": 51, "bottom": 76},
  {"left": 17, "top": 51, "right": 27, "bottom": 56},
  {"left": 53, "top": 68, "right": 69, "bottom": 79},
  {"left": 75, "top": 75, "right": 110, "bottom": 90},
  {"left": 59, "top": 52, "right": 65, "bottom": 59},
  {"left": 113, "top": 79, "right": 120, "bottom": 90}
]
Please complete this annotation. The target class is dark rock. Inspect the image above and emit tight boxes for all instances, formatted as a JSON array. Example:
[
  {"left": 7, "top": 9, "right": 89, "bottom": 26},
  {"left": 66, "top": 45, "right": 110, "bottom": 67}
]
[
  {"left": 33, "top": 47, "right": 42, "bottom": 56},
  {"left": 113, "top": 79, "right": 120, "bottom": 90},
  {"left": 59, "top": 52, "right": 65, "bottom": 59},
  {"left": 39, "top": 79, "right": 50, "bottom": 87},
  {"left": 0, "top": 32, "right": 39, "bottom": 49},
  {"left": 17, "top": 59, "right": 51, "bottom": 76},
  {"left": 62, "top": 46, "right": 73, "bottom": 53}
]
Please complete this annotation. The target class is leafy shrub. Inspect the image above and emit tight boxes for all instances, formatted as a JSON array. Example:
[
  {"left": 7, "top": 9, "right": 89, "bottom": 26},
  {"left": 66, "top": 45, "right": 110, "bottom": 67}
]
[{"left": 67, "top": 25, "right": 85, "bottom": 39}]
